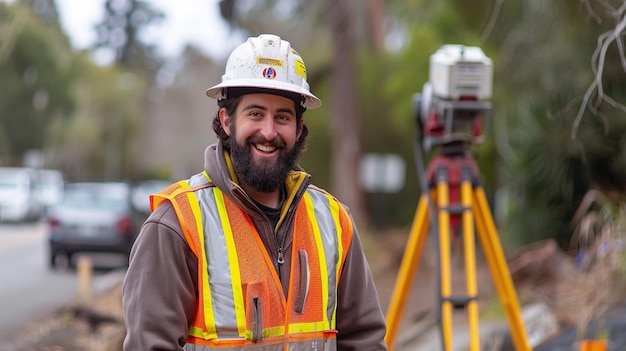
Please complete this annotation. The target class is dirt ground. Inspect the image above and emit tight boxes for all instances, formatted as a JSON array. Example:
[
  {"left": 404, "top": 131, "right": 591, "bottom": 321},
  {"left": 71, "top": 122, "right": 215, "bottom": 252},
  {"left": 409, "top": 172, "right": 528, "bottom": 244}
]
[{"left": 1, "top": 228, "right": 624, "bottom": 351}]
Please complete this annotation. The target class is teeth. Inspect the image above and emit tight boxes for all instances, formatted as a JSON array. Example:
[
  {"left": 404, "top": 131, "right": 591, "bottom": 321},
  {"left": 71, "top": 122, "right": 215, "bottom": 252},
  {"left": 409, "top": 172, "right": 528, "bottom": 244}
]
[{"left": 255, "top": 144, "right": 276, "bottom": 152}]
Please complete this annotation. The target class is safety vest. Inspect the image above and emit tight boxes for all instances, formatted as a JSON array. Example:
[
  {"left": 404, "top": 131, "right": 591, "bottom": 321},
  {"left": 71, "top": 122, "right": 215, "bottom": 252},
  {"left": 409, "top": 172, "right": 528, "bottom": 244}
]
[{"left": 151, "top": 172, "right": 354, "bottom": 351}]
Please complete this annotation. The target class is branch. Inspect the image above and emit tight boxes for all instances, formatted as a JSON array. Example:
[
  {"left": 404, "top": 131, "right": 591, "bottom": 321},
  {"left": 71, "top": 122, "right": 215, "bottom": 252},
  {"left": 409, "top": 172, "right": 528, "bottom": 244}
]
[
  {"left": 580, "top": 0, "right": 602, "bottom": 24},
  {"left": 479, "top": 0, "right": 504, "bottom": 44},
  {"left": 572, "top": 6, "right": 626, "bottom": 139}
]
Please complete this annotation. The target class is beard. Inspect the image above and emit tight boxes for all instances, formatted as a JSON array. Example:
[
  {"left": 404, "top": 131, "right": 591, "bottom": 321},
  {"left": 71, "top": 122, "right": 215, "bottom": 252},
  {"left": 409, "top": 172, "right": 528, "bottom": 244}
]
[{"left": 229, "top": 132, "right": 302, "bottom": 193}]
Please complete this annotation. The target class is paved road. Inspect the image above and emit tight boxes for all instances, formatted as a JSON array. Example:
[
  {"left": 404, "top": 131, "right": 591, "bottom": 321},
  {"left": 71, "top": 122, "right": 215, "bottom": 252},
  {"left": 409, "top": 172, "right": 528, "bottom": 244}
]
[{"left": 0, "top": 222, "right": 126, "bottom": 341}]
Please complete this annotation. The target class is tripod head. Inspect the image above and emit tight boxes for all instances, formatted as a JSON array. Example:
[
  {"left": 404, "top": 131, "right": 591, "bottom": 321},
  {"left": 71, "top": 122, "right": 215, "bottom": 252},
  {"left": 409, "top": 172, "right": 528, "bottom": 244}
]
[{"left": 414, "top": 45, "right": 493, "bottom": 155}]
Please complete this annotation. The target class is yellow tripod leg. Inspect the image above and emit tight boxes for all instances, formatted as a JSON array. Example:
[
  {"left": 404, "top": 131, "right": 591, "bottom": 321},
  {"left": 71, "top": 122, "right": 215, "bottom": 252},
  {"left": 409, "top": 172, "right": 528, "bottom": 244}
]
[
  {"left": 461, "top": 178, "right": 481, "bottom": 351},
  {"left": 472, "top": 186, "right": 532, "bottom": 351},
  {"left": 436, "top": 178, "right": 454, "bottom": 351},
  {"left": 385, "top": 194, "right": 431, "bottom": 350}
]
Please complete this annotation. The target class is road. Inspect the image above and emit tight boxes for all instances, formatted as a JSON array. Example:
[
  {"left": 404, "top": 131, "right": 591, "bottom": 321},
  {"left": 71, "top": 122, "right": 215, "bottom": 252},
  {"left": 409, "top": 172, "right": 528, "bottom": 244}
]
[{"left": 0, "top": 222, "right": 127, "bottom": 341}]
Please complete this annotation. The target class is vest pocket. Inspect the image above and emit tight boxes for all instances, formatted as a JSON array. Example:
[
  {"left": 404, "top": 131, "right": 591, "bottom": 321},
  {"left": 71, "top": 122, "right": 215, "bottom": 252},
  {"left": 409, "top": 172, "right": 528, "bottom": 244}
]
[
  {"left": 295, "top": 249, "right": 310, "bottom": 314},
  {"left": 251, "top": 296, "right": 263, "bottom": 342}
]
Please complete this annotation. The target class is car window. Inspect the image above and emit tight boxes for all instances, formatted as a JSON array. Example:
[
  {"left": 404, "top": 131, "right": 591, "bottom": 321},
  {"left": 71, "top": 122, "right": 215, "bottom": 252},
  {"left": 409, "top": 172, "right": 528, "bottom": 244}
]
[
  {"left": 37, "top": 171, "right": 64, "bottom": 187},
  {"left": 62, "top": 184, "right": 130, "bottom": 210},
  {"left": 0, "top": 171, "right": 27, "bottom": 188}
]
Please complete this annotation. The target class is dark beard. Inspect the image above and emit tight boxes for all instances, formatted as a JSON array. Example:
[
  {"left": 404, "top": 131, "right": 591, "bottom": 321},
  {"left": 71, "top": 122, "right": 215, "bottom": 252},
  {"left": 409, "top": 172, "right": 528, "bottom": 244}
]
[{"left": 229, "top": 134, "right": 301, "bottom": 193}]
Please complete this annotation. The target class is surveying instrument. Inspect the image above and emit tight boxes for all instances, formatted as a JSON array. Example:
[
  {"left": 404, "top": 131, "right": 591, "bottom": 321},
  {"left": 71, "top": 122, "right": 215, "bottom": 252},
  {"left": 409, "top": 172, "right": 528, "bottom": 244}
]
[{"left": 384, "top": 45, "right": 532, "bottom": 351}]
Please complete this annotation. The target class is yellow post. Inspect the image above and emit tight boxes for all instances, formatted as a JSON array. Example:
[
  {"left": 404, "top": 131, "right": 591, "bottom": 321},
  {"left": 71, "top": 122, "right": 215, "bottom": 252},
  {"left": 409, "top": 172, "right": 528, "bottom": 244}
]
[{"left": 77, "top": 256, "right": 93, "bottom": 306}]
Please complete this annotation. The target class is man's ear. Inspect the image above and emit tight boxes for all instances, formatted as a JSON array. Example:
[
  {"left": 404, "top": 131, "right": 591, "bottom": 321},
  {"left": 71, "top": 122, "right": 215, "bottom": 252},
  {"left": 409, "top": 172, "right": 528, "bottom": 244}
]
[{"left": 219, "top": 108, "right": 232, "bottom": 136}]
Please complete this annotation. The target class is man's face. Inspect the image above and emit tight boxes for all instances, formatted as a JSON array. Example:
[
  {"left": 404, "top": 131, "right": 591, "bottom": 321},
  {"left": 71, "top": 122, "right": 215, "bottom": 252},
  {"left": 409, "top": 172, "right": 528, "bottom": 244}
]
[{"left": 220, "top": 93, "right": 303, "bottom": 192}]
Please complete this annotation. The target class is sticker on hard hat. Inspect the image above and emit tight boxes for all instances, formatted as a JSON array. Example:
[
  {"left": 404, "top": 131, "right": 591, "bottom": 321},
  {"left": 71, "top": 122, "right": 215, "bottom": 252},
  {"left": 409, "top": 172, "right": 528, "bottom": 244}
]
[
  {"left": 263, "top": 67, "right": 277, "bottom": 79},
  {"left": 295, "top": 60, "right": 307, "bottom": 78},
  {"left": 257, "top": 57, "right": 284, "bottom": 67}
]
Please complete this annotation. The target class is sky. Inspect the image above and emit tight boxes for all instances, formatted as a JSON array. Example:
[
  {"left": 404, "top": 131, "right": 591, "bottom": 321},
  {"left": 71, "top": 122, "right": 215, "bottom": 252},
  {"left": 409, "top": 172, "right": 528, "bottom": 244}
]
[{"left": 54, "top": 0, "right": 244, "bottom": 61}]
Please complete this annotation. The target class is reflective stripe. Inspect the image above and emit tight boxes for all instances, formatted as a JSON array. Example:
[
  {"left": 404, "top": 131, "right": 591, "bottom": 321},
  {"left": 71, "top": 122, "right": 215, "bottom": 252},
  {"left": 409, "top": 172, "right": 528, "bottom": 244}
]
[
  {"left": 213, "top": 189, "right": 248, "bottom": 337},
  {"left": 303, "top": 190, "right": 341, "bottom": 325},
  {"left": 156, "top": 172, "right": 351, "bottom": 351},
  {"left": 173, "top": 176, "right": 221, "bottom": 340},
  {"left": 302, "top": 192, "right": 331, "bottom": 326},
  {"left": 186, "top": 173, "right": 247, "bottom": 339},
  {"left": 184, "top": 335, "right": 337, "bottom": 350}
]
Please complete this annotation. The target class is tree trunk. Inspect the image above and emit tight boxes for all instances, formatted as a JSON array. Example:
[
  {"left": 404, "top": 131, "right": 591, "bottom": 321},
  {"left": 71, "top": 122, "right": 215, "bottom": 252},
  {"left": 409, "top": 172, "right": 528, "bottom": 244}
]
[{"left": 324, "top": 0, "right": 366, "bottom": 225}]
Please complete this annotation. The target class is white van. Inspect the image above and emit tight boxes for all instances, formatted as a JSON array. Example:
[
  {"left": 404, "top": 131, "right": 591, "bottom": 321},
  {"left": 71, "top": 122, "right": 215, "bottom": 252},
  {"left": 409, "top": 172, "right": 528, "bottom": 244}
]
[
  {"left": 0, "top": 167, "right": 43, "bottom": 222},
  {"left": 35, "top": 169, "right": 65, "bottom": 210}
]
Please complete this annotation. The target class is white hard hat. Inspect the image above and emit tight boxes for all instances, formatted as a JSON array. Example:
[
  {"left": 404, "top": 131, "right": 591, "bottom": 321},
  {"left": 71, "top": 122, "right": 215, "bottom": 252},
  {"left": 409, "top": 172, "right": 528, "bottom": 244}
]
[{"left": 206, "top": 34, "right": 321, "bottom": 110}]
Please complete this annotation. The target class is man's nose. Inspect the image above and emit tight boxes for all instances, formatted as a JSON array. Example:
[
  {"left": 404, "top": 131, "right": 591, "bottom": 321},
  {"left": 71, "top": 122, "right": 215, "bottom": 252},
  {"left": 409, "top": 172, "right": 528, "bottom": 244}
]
[{"left": 258, "top": 117, "right": 278, "bottom": 140}]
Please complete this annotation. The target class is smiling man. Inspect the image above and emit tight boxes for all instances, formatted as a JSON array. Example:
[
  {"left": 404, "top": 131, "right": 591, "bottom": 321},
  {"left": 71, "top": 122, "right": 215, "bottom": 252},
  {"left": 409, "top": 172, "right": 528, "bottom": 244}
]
[{"left": 122, "top": 34, "right": 388, "bottom": 351}]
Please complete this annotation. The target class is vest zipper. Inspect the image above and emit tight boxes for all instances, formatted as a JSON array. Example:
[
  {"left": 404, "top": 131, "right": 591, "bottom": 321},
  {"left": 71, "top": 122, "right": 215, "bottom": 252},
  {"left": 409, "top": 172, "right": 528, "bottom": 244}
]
[
  {"left": 274, "top": 179, "right": 308, "bottom": 282},
  {"left": 277, "top": 247, "right": 285, "bottom": 265},
  {"left": 274, "top": 242, "right": 285, "bottom": 285}
]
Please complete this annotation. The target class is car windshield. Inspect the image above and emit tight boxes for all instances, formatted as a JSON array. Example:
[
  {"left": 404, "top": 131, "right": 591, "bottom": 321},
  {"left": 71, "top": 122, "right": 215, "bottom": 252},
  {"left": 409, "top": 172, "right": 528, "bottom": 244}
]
[
  {"left": 62, "top": 184, "right": 129, "bottom": 210},
  {"left": 38, "top": 171, "right": 63, "bottom": 187},
  {"left": 0, "top": 171, "right": 27, "bottom": 188}
]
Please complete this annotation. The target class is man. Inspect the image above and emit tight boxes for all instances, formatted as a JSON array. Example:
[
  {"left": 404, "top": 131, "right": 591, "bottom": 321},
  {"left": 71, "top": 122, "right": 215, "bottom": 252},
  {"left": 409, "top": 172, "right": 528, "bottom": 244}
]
[{"left": 123, "top": 34, "right": 388, "bottom": 351}]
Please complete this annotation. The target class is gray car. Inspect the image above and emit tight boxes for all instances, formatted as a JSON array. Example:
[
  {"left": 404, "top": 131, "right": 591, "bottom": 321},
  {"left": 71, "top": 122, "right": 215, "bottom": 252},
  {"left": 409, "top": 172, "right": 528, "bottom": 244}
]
[{"left": 46, "top": 181, "right": 139, "bottom": 268}]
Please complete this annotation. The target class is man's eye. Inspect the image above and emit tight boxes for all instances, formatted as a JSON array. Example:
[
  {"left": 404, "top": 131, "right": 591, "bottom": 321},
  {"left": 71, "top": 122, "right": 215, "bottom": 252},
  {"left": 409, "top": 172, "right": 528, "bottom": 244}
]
[{"left": 278, "top": 113, "right": 296, "bottom": 121}]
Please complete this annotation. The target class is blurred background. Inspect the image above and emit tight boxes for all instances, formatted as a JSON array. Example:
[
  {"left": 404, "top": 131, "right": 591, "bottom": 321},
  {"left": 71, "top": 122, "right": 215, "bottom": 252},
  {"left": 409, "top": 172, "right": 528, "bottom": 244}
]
[
  {"left": 1, "top": 0, "right": 624, "bottom": 248},
  {"left": 2, "top": 0, "right": 626, "bottom": 348}
]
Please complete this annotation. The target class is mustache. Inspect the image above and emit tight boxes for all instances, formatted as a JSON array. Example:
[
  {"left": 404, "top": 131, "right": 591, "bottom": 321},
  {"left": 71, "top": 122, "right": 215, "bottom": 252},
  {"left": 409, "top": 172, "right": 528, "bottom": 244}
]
[{"left": 247, "top": 134, "right": 286, "bottom": 148}]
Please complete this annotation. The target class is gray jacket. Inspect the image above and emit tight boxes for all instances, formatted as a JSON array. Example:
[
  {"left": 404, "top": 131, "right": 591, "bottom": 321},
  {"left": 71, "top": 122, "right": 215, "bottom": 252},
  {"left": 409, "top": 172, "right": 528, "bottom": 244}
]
[{"left": 122, "top": 142, "right": 388, "bottom": 350}]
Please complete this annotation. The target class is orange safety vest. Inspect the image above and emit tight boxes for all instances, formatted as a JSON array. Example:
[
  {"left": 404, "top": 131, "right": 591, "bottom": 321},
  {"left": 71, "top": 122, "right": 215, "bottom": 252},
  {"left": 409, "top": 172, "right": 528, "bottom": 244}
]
[{"left": 151, "top": 172, "right": 354, "bottom": 351}]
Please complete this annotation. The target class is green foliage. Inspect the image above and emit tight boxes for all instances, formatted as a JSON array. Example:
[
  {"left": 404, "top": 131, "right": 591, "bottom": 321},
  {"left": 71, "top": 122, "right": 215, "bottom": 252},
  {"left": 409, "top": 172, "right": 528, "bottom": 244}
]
[
  {"left": 93, "top": 0, "right": 164, "bottom": 72},
  {"left": 490, "top": 0, "right": 626, "bottom": 249},
  {"left": 0, "top": 3, "right": 77, "bottom": 165},
  {"left": 53, "top": 53, "right": 145, "bottom": 180},
  {"left": 6, "top": 0, "right": 625, "bottom": 251}
]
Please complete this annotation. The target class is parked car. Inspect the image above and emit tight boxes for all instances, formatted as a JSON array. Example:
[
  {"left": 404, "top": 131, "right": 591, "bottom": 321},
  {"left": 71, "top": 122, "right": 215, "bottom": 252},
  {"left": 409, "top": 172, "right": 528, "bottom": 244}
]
[
  {"left": 0, "top": 167, "right": 43, "bottom": 222},
  {"left": 35, "top": 169, "right": 65, "bottom": 211},
  {"left": 46, "top": 181, "right": 139, "bottom": 268}
]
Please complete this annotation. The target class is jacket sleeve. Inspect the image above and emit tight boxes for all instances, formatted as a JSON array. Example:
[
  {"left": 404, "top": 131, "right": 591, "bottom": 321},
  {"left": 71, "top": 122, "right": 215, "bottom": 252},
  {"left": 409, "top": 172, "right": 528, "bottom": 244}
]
[
  {"left": 122, "top": 203, "right": 198, "bottom": 351},
  {"left": 335, "top": 220, "right": 388, "bottom": 351}
]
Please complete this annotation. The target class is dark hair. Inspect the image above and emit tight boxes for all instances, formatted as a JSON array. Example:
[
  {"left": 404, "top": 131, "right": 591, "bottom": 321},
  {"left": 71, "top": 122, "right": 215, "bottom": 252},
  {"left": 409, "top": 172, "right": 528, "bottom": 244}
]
[{"left": 212, "top": 95, "right": 308, "bottom": 153}]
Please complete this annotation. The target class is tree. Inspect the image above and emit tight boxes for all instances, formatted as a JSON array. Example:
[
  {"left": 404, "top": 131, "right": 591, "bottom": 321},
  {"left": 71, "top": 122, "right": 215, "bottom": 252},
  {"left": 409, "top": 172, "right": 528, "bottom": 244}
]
[
  {"left": 469, "top": 0, "right": 626, "bottom": 249},
  {"left": 92, "top": 0, "right": 164, "bottom": 72},
  {"left": 322, "top": 0, "right": 365, "bottom": 223},
  {"left": 18, "top": 0, "right": 59, "bottom": 25},
  {"left": 52, "top": 53, "right": 144, "bottom": 180},
  {"left": 0, "top": 2, "right": 76, "bottom": 166}
]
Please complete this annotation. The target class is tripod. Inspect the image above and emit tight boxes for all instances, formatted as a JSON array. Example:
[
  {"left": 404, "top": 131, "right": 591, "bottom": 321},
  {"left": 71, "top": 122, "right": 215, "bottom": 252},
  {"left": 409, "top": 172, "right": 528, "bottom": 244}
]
[{"left": 384, "top": 143, "right": 532, "bottom": 351}]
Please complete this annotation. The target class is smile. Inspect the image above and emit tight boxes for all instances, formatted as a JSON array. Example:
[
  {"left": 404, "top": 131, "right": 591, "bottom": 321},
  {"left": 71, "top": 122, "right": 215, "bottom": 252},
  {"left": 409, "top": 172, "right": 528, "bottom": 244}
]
[{"left": 254, "top": 144, "right": 277, "bottom": 153}]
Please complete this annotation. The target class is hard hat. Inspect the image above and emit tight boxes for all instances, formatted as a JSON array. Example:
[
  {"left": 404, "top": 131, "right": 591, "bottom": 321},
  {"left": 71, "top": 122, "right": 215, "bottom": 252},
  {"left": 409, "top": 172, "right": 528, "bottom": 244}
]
[{"left": 206, "top": 34, "right": 321, "bottom": 110}]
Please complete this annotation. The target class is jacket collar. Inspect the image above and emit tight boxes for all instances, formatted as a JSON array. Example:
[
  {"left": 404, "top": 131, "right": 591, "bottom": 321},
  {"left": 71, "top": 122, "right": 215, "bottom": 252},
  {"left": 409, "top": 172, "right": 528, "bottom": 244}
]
[{"left": 203, "top": 141, "right": 311, "bottom": 221}]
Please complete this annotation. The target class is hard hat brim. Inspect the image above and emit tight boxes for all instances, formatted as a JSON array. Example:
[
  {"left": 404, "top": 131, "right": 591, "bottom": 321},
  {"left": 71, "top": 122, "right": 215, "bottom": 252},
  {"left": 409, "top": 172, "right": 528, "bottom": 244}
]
[{"left": 206, "top": 79, "right": 322, "bottom": 110}]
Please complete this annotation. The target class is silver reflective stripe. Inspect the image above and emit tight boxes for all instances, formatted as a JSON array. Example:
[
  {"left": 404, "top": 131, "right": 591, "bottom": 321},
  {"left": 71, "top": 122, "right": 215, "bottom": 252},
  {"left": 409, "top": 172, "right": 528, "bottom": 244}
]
[
  {"left": 187, "top": 173, "right": 208, "bottom": 187},
  {"left": 304, "top": 189, "right": 340, "bottom": 322},
  {"left": 182, "top": 174, "right": 339, "bottom": 350},
  {"left": 189, "top": 174, "right": 241, "bottom": 339},
  {"left": 183, "top": 337, "right": 336, "bottom": 350}
]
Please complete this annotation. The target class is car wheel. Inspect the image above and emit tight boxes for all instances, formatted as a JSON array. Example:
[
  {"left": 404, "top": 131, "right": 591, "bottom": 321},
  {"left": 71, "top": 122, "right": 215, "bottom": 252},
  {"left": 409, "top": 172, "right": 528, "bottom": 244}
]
[
  {"left": 49, "top": 250, "right": 58, "bottom": 269},
  {"left": 67, "top": 252, "right": 75, "bottom": 269}
]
